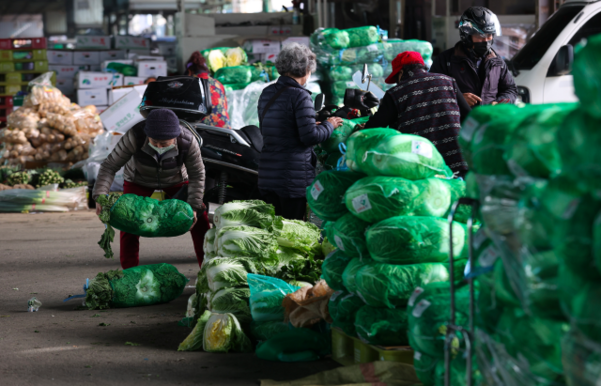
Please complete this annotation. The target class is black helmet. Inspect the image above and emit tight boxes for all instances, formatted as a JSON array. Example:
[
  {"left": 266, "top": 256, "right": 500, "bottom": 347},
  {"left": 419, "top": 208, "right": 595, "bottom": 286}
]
[{"left": 459, "top": 7, "right": 498, "bottom": 44}]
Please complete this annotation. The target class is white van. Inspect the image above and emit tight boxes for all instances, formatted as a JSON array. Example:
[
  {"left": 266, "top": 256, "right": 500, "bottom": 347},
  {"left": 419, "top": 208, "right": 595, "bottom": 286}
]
[{"left": 511, "top": 0, "right": 601, "bottom": 104}]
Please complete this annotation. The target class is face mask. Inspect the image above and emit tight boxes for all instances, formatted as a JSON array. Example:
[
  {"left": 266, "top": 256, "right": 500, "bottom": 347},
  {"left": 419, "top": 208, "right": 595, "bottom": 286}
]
[
  {"left": 149, "top": 143, "right": 175, "bottom": 155},
  {"left": 473, "top": 40, "right": 492, "bottom": 58}
]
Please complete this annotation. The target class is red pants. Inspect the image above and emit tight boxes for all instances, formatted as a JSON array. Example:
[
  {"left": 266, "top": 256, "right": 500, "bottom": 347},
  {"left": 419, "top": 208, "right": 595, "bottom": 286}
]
[{"left": 121, "top": 180, "right": 210, "bottom": 269}]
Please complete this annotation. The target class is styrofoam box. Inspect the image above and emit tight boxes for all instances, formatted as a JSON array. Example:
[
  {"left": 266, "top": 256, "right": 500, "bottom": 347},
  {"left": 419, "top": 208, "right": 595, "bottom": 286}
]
[
  {"left": 133, "top": 55, "right": 164, "bottom": 63},
  {"left": 73, "top": 51, "right": 101, "bottom": 65},
  {"left": 47, "top": 50, "right": 73, "bottom": 65},
  {"left": 49, "top": 65, "right": 86, "bottom": 79},
  {"left": 250, "top": 40, "right": 281, "bottom": 54},
  {"left": 76, "top": 36, "right": 111, "bottom": 49},
  {"left": 108, "top": 87, "right": 132, "bottom": 105},
  {"left": 101, "top": 59, "right": 134, "bottom": 71},
  {"left": 123, "top": 76, "right": 146, "bottom": 86},
  {"left": 76, "top": 71, "right": 123, "bottom": 89},
  {"left": 55, "top": 78, "right": 75, "bottom": 96},
  {"left": 137, "top": 61, "right": 167, "bottom": 78},
  {"left": 98, "top": 50, "right": 126, "bottom": 62},
  {"left": 100, "top": 89, "right": 143, "bottom": 133},
  {"left": 114, "top": 36, "right": 150, "bottom": 49},
  {"left": 77, "top": 88, "right": 108, "bottom": 106},
  {"left": 127, "top": 49, "right": 151, "bottom": 58},
  {"left": 263, "top": 52, "right": 278, "bottom": 63}
]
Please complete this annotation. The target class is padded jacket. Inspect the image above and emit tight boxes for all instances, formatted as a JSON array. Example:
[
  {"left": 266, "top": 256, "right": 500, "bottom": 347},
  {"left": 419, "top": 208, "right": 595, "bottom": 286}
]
[
  {"left": 257, "top": 75, "right": 334, "bottom": 198},
  {"left": 92, "top": 121, "right": 205, "bottom": 210}
]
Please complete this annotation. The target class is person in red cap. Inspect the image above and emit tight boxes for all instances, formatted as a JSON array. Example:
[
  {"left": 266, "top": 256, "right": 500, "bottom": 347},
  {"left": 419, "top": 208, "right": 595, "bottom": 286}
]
[{"left": 361, "top": 51, "right": 471, "bottom": 177}]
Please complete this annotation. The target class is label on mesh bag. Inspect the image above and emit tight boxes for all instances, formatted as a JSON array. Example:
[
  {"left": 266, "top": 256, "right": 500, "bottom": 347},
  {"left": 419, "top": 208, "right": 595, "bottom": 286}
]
[
  {"left": 407, "top": 287, "right": 425, "bottom": 307},
  {"left": 330, "top": 290, "right": 343, "bottom": 302},
  {"left": 412, "top": 299, "right": 431, "bottom": 318},
  {"left": 479, "top": 245, "right": 499, "bottom": 268},
  {"left": 352, "top": 194, "right": 372, "bottom": 213},
  {"left": 412, "top": 140, "right": 433, "bottom": 159},
  {"left": 334, "top": 235, "right": 345, "bottom": 251},
  {"left": 310, "top": 181, "right": 325, "bottom": 200},
  {"left": 414, "top": 351, "right": 422, "bottom": 361}
]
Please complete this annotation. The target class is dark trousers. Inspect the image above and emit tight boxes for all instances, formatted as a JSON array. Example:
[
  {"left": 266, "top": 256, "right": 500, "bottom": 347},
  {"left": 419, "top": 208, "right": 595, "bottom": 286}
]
[
  {"left": 121, "top": 180, "right": 210, "bottom": 269},
  {"left": 262, "top": 191, "right": 307, "bottom": 221}
]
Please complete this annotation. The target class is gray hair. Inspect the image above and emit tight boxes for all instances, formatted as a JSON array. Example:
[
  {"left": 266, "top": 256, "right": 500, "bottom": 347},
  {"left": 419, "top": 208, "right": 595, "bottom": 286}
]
[{"left": 275, "top": 43, "right": 317, "bottom": 78}]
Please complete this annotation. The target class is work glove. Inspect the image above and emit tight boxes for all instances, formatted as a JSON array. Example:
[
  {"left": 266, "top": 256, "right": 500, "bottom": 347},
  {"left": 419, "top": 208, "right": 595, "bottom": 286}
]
[{"left": 344, "top": 89, "right": 380, "bottom": 110}]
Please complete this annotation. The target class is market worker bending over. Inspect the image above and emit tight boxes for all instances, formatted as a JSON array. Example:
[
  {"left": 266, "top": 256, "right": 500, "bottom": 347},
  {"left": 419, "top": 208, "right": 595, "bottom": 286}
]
[
  {"left": 360, "top": 51, "right": 470, "bottom": 177},
  {"left": 430, "top": 6, "right": 518, "bottom": 107},
  {"left": 92, "top": 109, "right": 210, "bottom": 269}
]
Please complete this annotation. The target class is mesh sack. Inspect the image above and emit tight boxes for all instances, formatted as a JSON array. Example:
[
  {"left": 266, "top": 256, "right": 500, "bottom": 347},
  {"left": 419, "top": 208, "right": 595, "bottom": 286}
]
[
  {"left": 383, "top": 39, "right": 434, "bottom": 62},
  {"left": 414, "top": 351, "right": 439, "bottom": 386},
  {"left": 341, "top": 257, "right": 376, "bottom": 295},
  {"left": 250, "top": 320, "right": 291, "bottom": 341},
  {"left": 327, "top": 213, "right": 370, "bottom": 259},
  {"left": 572, "top": 33, "right": 601, "bottom": 119},
  {"left": 329, "top": 291, "right": 365, "bottom": 336},
  {"left": 307, "top": 170, "right": 364, "bottom": 222},
  {"left": 365, "top": 216, "right": 467, "bottom": 265},
  {"left": 562, "top": 327, "right": 601, "bottom": 386},
  {"left": 320, "top": 117, "right": 369, "bottom": 154},
  {"left": 355, "top": 305, "right": 409, "bottom": 345},
  {"left": 321, "top": 250, "right": 353, "bottom": 291},
  {"left": 346, "top": 26, "right": 380, "bottom": 48},
  {"left": 214, "top": 65, "right": 252, "bottom": 85}
]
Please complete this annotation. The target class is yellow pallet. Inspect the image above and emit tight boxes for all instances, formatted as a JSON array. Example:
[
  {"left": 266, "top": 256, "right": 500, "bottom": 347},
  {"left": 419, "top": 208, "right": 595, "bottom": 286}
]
[
  {"left": 332, "top": 327, "right": 414, "bottom": 366},
  {"left": 0, "top": 49, "right": 47, "bottom": 62}
]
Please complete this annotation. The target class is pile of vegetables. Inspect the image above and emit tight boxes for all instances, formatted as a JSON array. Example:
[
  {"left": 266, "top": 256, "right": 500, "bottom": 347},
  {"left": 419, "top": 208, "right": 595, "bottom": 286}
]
[
  {"left": 180, "top": 199, "right": 327, "bottom": 353},
  {"left": 200, "top": 47, "right": 248, "bottom": 74}
]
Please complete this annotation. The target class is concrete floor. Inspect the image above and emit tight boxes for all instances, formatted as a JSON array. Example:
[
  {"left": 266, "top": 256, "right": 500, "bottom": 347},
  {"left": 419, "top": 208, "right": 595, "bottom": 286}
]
[{"left": 0, "top": 211, "right": 339, "bottom": 386}]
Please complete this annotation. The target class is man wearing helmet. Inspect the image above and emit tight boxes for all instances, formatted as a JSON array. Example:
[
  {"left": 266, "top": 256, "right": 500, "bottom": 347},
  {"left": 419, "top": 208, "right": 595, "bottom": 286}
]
[{"left": 430, "top": 6, "right": 518, "bottom": 107}]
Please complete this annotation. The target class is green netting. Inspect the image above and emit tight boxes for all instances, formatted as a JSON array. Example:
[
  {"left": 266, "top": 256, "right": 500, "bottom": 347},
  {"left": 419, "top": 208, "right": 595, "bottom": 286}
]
[
  {"left": 320, "top": 117, "right": 370, "bottom": 154},
  {"left": 445, "top": 178, "right": 473, "bottom": 224},
  {"left": 248, "top": 274, "right": 300, "bottom": 322},
  {"left": 255, "top": 328, "right": 331, "bottom": 362},
  {"left": 355, "top": 305, "right": 409, "bottom": 345},
  {"left": 321, "top": 250, "right": 353, "bottom": 291},
  {"left": 345, "top": 129, "right": 452, "bottom": 179},
  {"left": 383, "top": 39, "right": 434, "bottom": 62},
  {"left": 323, "top": 28, "right": 350, "bottom": 49},
  {"left": 365, "top": 216, "right": 467, "bottom": 265},
  {"left": 407, "top": 282, "right": 469, "bottom": 358},
  {"left": 84, "top": 263, "right": 188, "bottom": 310},
  {"left": 504, "top": 103, "right": 577, "bottom": 179},
  {"left": 433, "top": 355, "right": 477, "bottom": 386},
  {"left": 323, "top": 150, "right": 345, "bottom": 171},
  {"left": 329, "top": 65, "right": 356, "bottom": 81},
  {"left": 562, "top": 327, "right": 601, "bottom": 386},
  {"left": 355, "top": 262, "right": 450, "bottom": 308},
  {"left": 329, "top": 291, "right": 365, "bottom": 336},
  {"left": 250, "top": 320, "right": 291, "bottom": 341},
  {"left": 341, "top": 257, "right": 376, "bottom": 295},
  {"left": 572, "top": 33, "right": 601, "bottom": 119},
  {"left": 214, "top": 65, "right": 252, "bottom": 85},
  {"left": 347, "top": 26, "right": 380, "bottom": 48},
  {"left": 465, "top": 172, "right": 479, "bottom": 200},
  {"left": 307, "top": 171, "right": 365, "bottom": 222},
  {"left": 208, "top": 287, "right": 251, "bottom": 323},
  {"left": 327, "top": 213, "right": 370, "bottom": 259},
  {"left": 492, "top": 258, "right": 521, "bottom": 307},
  {"left": 414, "top": 351, "right": 439, "bottom": 386}
]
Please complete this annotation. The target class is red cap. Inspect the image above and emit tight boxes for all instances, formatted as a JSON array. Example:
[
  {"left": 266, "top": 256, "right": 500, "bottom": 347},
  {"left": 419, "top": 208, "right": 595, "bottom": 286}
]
[{"left": 384, "top": 51, "right": 425, "bottom": 84}]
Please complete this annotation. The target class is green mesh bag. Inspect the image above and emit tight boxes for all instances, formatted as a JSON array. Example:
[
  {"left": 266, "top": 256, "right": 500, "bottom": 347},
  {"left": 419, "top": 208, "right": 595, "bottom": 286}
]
[
  {"left": 355, "top": 262, "right": 450, "bottom": 308},
  {"left": 355, "top": 305, "right": 409, "bottom": 345},
  {"left": 346, "top": 129, "right": 452, "bottom": 179},
  {"left": 346, "top": 26, "right": 380, "bottom": 48},
  {"left": 97, "top": 193, "right": 194, "bottom": 259},
  {"left": 322, "top": 150, "right": 345, "bottom": 171},
  {"left": 383, "top": 39, "right": 434, "bottom": 62},
  {"left": 83, "top": 263, "right": 188, "bottom": 310},
  {"left": 414, "top": 351, "right": 439, "bottom": 386},
  {"left": 562, "top": 327, "right": 601, "bottom": 386},
  {"left": 329, "top": 291, "right": 365, "bottom": 336},
  {"left": 327, "top": 213, "right": 370, "bottom": 259},
  {"left": 320, "top": 117, "right": 370, "bottom": 154},
  {"left": 492, "top": 258, "right": 521, "bottom": 307},
  {"left": 329, "top": 65, "right": 355, "bottom": 81},
  {"left": 250, "top": 320, "right": 291, "bottom": 341},
  {"left": 321, "top": 250, "right": 353, "bottom": 291},
  {"left": 433, "top": 355, "right": 479, "bottom": 386},
  {"left": 365, "top": 216, "right": 467, "bottom": 265},
  {"left": 323, "top": 28, "right": 350, "bottom": 49},
  {"left": 572, "top": 34, "right": 601, "bottom": 119},
  {"left": 342, "top": 257, "right": 376, "bottom": 294},
  {"left": 504, "top": 103, "right": 577, "bottom": 179},
  {"left": 407, "top": 282, "right": 469, "bottom": 358},
  {"left": 214, "top": 65, "right": 252, "bottom": 85},
  {"left": 307, "top": 170, "right": 364, "bottom": 222}
]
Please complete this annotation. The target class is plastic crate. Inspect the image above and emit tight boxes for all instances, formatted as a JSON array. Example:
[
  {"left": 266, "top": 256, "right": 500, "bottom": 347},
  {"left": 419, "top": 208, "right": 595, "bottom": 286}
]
[
  {"left": 0, "top": 106, "right": 13, "bottom": 117},
  {"left": 0, "top": 95, "right": 13, "bottom": 107},
  {"left": 331, "top": 328, "right": 414, "bottom": 366},
  {"left": 0, "top": 72, "right": 56, "bottom": 84},
  {"left": 0, "top": 38, "right": 47, "bottom": 50},
  {"left": 0, "top": 84, "right": 25, "bottom": 95},
  {"left": 0, "top": 49, "right": 47, "bottom": 62},
  {"left": 0, "top": 61, "right": 49, "bottom": 73}
]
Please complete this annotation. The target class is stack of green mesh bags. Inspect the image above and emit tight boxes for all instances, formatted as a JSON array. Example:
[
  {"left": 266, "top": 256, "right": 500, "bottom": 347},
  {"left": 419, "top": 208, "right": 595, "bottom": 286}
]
[
  {"left": 178, "top": 200, "right": 325, "bottom": 353},
  {"left": 315, "top": 116, "right": 369, "bottom": 171},
  {"left": 308, "top": 127, "right": 471, "bottom": 366},
  {"left": 310, "top": 27, "right": 433, "bottom": 105},
  {"left": 460, "top": 34, "right": 601, "bottom": 386}
]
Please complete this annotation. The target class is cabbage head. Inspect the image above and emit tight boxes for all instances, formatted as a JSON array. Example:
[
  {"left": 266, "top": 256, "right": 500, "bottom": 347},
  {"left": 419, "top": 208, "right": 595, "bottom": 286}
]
[
  {"left": 207, "top": 50, "right": 227, "bottom": 73},
  {"left": 327, "top": 213, "right": 370, "bottom": 259},
  {"left": 213, "top": 200, "right": 276, "bottom": 229},
  {"left": 208, "top": 287, "right": 251, "bottom": 323},
  {"left": 274, "top": 247, "right": 323, "bottom": 284},
  {"left": 322, "top": 250, "right": 352, "bottom": 291},
  {"left": 203, "top": 228, "right": 217, "bottom": 258},
  {"left": 274, "top": 219, "right": 321, "bottom": 255},
  {"left": 342, "top": 257, "right": 376, "bottom": 294},
  {"left": 216, "top": 225, "right": 278, "bottom": 265},
  {"left": 205, "top": 256, "right": 258, "bottom": 292},
  {"left": 366, "top": 216, "right": 468, "bottom": 265},
  {"left": 355, "top": 305, "right": 409, "bottom": 345},
  {"left": 329, "top": 291, "right": 364, "bottom": 336},
  {"left": 307, "top": 170, "right": 364, "bottom": 222},
  {"left": 225, "top": 47, "right": 248, "bottom": 67},
  {"left": 203, "top": 312, "right": 252, "bottom": 353}
]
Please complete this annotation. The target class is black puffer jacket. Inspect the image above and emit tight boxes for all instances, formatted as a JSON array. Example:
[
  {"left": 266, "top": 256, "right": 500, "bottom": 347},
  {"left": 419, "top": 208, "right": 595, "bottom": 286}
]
[
  {"left": 258, "top": 76, "right": 334, "bottom": 198},
  {"left": 430, "top": 42, "right": 518, "bottom": 105}
]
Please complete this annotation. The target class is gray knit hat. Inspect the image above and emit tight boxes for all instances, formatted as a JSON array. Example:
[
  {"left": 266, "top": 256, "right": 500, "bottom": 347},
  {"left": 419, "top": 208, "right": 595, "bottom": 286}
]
[{"left": 144, "top": 109, "right": 182, "bottom": 140}]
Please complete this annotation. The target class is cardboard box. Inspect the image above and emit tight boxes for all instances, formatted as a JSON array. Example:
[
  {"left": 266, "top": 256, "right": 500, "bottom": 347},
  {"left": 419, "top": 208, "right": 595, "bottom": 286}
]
[
  {"left": 76, "top": 36, "right": 111, "bottom": 49},
  {"left": 73, "top": 51, "right": 101, "bottom": 65},
  {"left": 0, "top": 37, "right": 46, "bottom": 50},
  {"left": 77, "top": 88, "right": 108, "bottom": 106},
  {"left": 98, "top": 50, "right": 126, "bottom": 62},
  {"left": 47, "top": 50, "right": 73, "bottom": 65},
  {"left": 262, "top": 52, "right": 278, "bottom": 63},
  {"left": 249, "top": 40, "right": 281, "bottom": 54},
  {"left": 76, "top": 71, "right": 123, "bottom": 89},
  {"left": 132, "top": 55, "right": 164, "bottom": 62},
  {"left": 100, "top": 89, "right": 143, "bottom": 133},
  {"left": 95, "top": 105, "right": 109, "bottom": 114},
  {"left": 101, "top": 59, "right": 134, "bottom": 71},
  {"left": 55, "top": 78, "right": 75, "bottom": 96},
  {"left": 108, "top": 87, "right": 133, "bottom": 105},
  {"left": 137, "top": 61, "right": 167, "bottom": 78},
  {"left": 114, "top": 36, "right": 150, "bottom": 50},
  {"left": 123, "top": 76, "right": 146, "bottom": 86},
  {"left": 49, "top": 65, "right": 86, "bottom": 79}
]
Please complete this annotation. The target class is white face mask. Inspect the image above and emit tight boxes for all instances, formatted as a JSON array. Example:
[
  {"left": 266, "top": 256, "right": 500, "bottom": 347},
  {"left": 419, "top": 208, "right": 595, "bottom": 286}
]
[{"left": 149, "top": 143, "right": 175, "bottom": 155}]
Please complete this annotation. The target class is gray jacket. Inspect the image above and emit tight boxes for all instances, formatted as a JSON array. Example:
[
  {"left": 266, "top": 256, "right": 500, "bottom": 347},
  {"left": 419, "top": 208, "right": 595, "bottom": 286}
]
[{"left": 92, "top": 122, "right": 205, "bottom": 210}]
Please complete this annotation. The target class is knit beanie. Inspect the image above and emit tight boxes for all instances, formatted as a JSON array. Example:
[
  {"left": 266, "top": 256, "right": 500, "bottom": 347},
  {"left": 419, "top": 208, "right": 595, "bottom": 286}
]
[{"left": 144, "top": 109, "right": 182, "bottom": 140}]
